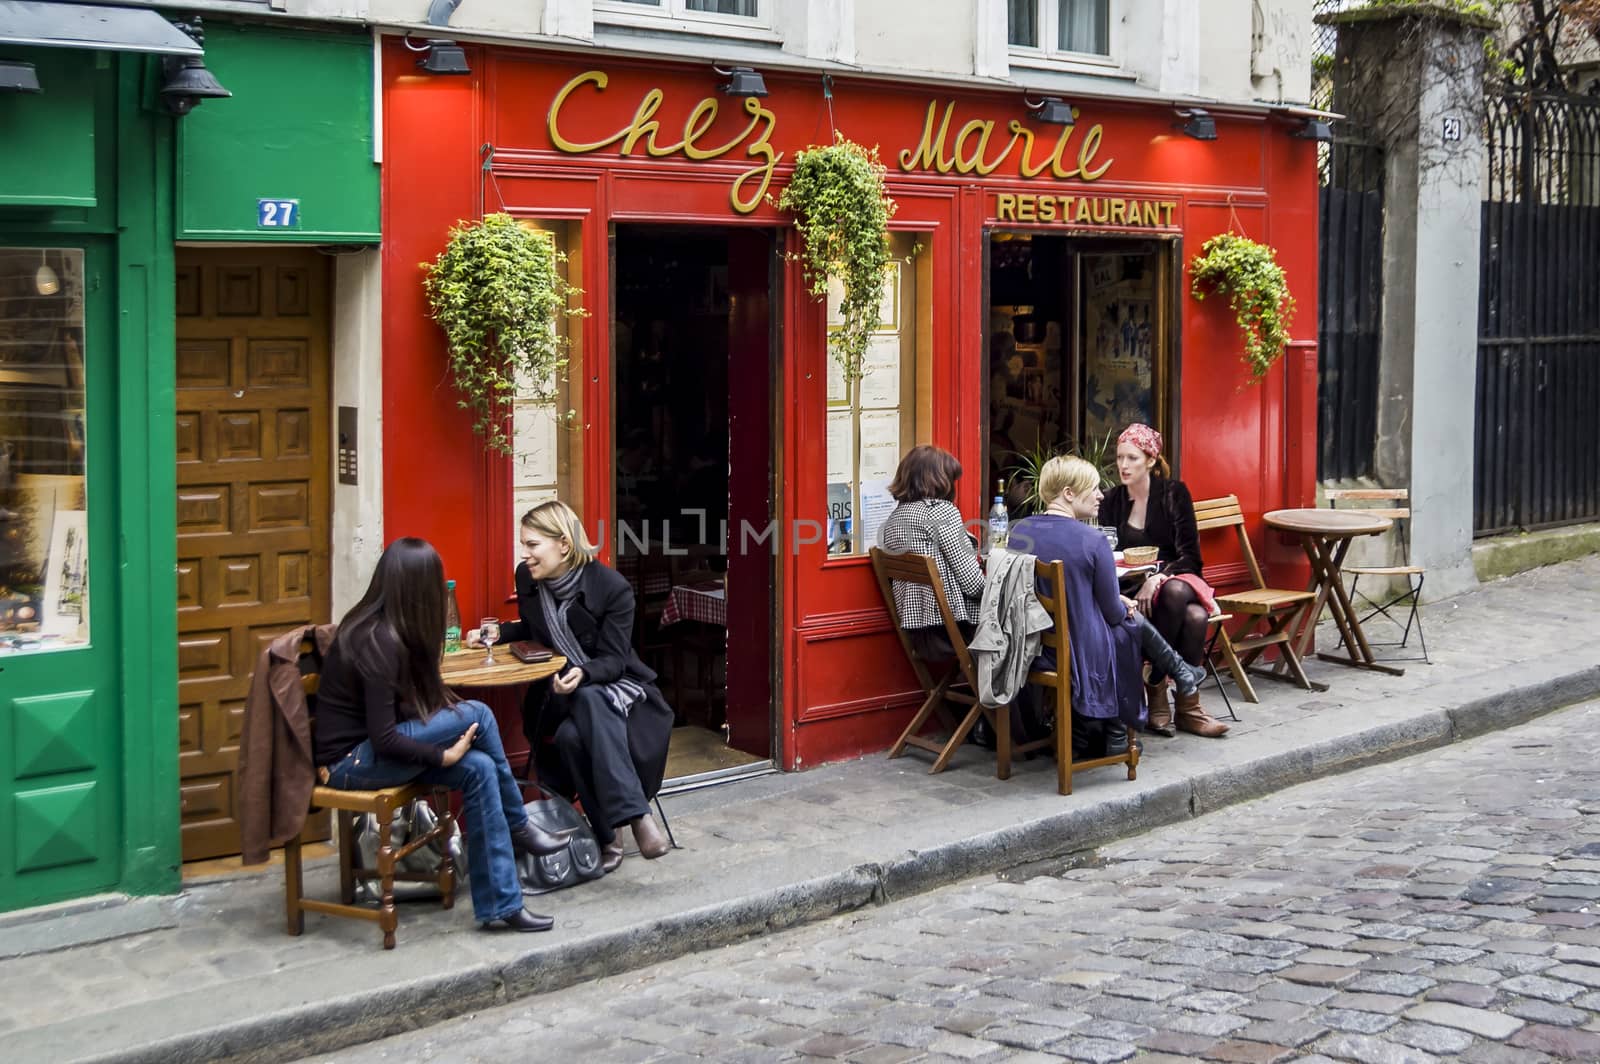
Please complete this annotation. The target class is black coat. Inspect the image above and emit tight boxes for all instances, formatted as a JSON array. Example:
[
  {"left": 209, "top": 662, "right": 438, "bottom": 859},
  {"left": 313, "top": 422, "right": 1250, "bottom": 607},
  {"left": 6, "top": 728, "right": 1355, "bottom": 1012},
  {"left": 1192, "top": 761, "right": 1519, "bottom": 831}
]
[
  {"left": 1098, "top": 477, "right": 1204, "bottom": 577},
  {"left": 499, "top": 561, "right": 674, "bottom": 800}
]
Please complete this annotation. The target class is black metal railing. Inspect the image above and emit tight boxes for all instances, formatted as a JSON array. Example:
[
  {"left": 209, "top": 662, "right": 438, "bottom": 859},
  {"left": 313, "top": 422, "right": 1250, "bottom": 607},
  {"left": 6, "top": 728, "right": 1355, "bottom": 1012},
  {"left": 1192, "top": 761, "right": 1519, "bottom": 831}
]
[{"left": 1475, "top": 93, "right": 1600, "bottom": 534}]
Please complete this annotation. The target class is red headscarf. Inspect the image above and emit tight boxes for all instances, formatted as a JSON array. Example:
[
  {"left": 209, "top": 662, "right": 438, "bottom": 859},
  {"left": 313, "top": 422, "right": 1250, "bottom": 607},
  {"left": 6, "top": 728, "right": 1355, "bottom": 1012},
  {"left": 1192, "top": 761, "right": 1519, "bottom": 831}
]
[{"left": 1118, "top": 423, "right": 1163, "bottom": 459}]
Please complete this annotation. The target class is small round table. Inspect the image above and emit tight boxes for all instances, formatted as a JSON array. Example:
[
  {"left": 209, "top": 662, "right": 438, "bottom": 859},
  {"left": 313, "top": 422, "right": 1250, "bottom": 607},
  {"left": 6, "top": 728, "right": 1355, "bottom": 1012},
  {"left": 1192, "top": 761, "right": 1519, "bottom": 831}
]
[
  {"left": 1263, "top": 508, "right": 1402, "bottom": 677},
  {"left": 440, "top": 646, "right": 566, "bottom": 689}
]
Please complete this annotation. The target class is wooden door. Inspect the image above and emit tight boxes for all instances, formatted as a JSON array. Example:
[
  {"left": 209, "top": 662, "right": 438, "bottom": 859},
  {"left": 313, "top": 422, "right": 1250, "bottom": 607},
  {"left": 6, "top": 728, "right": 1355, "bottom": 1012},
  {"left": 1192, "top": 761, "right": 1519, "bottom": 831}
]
[{"left": 174, "top": 248, "right": 332, "bottom": 861}]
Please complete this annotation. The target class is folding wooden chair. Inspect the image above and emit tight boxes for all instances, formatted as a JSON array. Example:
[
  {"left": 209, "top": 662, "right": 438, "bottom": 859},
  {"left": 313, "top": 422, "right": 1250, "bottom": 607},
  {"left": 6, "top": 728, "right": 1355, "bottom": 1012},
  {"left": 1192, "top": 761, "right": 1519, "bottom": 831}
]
[
  {"left": 1194, "top": 495, "right": 1319, "bottom": 698},
  {"left": 284, "top": 637, "right": 456, "bottom": 950},
  {"left": 870, "top": 547, "right": 1037, "bottom": 779},
  {"left": 1325, "top": 488, "right": 1430, "bottom": 664},
  {"left": 1029, "top": 558, "right": 1138, "bottom": 795}
]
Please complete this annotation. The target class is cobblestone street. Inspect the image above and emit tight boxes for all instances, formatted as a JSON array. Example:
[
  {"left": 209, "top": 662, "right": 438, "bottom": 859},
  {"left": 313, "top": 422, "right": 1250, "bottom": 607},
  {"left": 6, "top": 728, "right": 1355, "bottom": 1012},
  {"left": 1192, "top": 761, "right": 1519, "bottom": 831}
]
[{"left": 309, "top": 700, "right": 1600, "bottom": 1064}]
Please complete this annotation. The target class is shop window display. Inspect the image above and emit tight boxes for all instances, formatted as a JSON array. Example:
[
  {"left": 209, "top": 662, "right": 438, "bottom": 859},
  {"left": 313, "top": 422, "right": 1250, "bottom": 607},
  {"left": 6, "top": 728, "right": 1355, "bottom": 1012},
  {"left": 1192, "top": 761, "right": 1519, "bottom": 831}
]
[{"left": 0, "top": 248, "right": 89, "bottom": 653}]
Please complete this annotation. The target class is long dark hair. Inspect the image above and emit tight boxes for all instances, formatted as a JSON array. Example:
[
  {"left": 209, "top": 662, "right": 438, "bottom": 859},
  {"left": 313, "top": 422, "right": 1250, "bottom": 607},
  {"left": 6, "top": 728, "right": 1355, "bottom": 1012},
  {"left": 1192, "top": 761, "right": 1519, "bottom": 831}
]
[{"left": 336, "top": 537, "right": 457, "bottom": 717}]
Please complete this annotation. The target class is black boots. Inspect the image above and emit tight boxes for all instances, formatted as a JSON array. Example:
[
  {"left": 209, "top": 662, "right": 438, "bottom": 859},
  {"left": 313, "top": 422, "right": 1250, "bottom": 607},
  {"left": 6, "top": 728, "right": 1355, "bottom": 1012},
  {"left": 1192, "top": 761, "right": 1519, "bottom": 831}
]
[
  {"left": 1135, "top": 616, "right": 1206, "bottom": 697},
  {"left": 511, "top": 820, "right": 575, "bottom": 858},
  {"left": 484, "top": 908, "right": 554, "bottom": 933}
]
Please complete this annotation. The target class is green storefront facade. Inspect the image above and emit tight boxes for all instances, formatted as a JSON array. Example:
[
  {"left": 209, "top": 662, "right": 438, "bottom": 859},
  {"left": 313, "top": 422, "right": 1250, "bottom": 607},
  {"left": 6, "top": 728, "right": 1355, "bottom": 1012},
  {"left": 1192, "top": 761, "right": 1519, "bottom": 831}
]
[{"left": 1, "top": 12, "right": 377, "bottom": 915}]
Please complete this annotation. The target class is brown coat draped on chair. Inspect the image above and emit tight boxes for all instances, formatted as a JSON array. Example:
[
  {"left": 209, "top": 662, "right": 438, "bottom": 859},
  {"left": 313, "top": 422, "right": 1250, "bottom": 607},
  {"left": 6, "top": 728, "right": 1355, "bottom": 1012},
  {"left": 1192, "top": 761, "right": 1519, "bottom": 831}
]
[{"left": 238, "top": 623, "right": 337, "bottom": 864}]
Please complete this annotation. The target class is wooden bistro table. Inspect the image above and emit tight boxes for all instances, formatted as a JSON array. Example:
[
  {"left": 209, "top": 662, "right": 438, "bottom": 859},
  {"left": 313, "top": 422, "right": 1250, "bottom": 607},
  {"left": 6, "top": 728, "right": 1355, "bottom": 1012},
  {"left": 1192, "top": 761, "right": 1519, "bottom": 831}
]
[
  {"left": 440, "top": 646, "right": 567, "bottom": 782},
  {"left": 1262, "top": 508, "right": 1403, "bottom": 678}
]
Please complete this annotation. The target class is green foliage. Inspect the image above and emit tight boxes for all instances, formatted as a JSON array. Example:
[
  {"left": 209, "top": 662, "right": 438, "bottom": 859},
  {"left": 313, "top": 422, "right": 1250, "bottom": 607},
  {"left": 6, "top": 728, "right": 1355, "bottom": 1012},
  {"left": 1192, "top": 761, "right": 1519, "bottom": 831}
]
[
  {"left": 422, "top": 213, "right": 581, "bottom": 454},
  {"left": 1355, "top": 0, "right": 1507, "bottom": 17},
  {"left": 1190, "top": 233, "right": 1297, "bottom": 383},
  {"left": 1005, "top": 428, "right": 1118, "bottom": 514},
  {"left": 776, "top": 134, "right": 898, "bottom": 381}
]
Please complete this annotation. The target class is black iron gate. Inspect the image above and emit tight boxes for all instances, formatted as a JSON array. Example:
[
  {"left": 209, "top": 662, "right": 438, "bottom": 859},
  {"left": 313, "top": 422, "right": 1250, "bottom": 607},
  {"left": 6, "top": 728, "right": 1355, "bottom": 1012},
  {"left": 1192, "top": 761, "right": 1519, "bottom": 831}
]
[
  {"left": 1475, "top": 93, "right": 1600, "bottom": 535},
  {"left": 1317, "top": 135, "right": 1385, "bottom": 481}
]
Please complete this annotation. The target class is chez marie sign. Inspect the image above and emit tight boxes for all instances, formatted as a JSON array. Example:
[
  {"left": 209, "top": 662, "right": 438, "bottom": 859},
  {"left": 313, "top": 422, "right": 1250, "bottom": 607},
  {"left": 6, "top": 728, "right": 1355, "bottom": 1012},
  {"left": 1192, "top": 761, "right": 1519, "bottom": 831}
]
[{"left": 546, "top": 70, "right": 1178, "bottom": 227}]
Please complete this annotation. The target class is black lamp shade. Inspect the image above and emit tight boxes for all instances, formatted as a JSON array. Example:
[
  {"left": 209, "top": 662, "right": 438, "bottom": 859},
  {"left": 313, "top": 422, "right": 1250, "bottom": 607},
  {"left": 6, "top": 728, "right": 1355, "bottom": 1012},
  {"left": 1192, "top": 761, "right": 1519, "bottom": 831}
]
[
  {"left": 1179, "top": 109, "right": 1217, "bottom": 141},
  {"left": 720, "top": 67, "right": 768, "bottom": 97},
  {"left": 160, "top": 57, "right": 231, "bottom": 115},
  {"left": 1292, "top": 118, "right": 1335, "bottom": 142},
  {"left": 1031, "top": 97, "right": 1075, "bottom": 126},
  {"left": 418, "top": 41, "right": 470, "bottom": 75},
  {"left": 0, "top": 60, "right": 41, "bottom": 94}
]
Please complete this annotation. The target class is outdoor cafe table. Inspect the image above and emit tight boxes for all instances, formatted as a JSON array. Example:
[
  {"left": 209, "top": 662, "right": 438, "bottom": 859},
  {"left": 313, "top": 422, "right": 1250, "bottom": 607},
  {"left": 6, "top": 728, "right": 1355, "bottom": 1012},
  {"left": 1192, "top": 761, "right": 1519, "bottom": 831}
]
[
  {"left": 440, "top": 646, "right": 567, "bottom": 689},
  {"left": 660, "top": 578, "right": 727, "bottom": 628},
  {"left": 1263, "top": 507, "right": 1402, "bottom": 678}
]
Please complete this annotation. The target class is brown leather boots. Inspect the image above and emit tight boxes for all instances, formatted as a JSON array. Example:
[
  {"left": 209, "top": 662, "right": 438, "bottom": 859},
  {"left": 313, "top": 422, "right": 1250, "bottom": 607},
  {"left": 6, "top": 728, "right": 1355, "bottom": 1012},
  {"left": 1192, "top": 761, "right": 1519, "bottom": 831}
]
[
  {"left": 1145, "top": 681, "right": 1177, "bottom": 736},
  {"left": 1174, "top": 689, "right": 1229, "bottom": 737}
]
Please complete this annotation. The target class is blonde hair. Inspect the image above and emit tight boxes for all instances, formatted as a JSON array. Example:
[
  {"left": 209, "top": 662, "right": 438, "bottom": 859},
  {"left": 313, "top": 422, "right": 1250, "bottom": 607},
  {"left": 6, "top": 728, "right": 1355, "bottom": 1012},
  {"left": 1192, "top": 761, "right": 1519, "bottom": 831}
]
[
  {"left": 1038, "top": 456, "right": 1100, "bottom": 507},
  {"left": 520, "top": 500, "right": 599, "bottom": 572}
]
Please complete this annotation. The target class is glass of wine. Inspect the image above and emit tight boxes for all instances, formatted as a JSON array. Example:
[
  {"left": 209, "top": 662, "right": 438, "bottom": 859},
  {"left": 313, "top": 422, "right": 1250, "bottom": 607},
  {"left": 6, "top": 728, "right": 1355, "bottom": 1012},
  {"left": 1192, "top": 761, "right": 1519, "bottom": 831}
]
[{"left": 479, "top": 616, "right": 500, "bottom": 667}]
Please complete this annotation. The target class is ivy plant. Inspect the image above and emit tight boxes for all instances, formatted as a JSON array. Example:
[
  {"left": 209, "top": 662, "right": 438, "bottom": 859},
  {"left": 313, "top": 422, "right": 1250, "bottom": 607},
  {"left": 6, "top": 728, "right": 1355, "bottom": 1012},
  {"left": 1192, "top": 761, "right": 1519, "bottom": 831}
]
[
  {"left": 1190, "top": 233, "right": 1297, "bottom": 383},
  {"left": 422, "top": 213, "right": 580, "bottom": 454},
  {"left": 776, "top": 134, "right": 899, "bottom": 381}
]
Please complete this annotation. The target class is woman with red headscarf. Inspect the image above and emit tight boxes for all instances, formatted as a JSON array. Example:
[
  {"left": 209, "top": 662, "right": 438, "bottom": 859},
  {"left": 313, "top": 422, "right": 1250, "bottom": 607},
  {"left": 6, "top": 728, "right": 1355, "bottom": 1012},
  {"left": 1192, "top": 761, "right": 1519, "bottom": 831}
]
[{"left": 1097, "top": 424, "right": 1229, "bottom": 739}]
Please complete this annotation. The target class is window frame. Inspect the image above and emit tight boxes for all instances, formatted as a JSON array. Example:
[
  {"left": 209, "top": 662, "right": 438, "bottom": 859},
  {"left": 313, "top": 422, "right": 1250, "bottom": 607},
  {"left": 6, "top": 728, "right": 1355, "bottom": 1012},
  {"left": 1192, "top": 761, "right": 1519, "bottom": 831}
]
[
  {"left": 594, "top": 0, "right": 780, "bottom": 41},
  {"left": 1007, "top": 0, "right": 1120, "bottom": 72}
]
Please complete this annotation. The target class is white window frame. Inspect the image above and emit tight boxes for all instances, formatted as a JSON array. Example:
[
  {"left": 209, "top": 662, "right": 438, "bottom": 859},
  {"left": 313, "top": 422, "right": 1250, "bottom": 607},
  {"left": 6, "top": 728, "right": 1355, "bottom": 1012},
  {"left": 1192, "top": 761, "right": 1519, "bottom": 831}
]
[
  {"left": 594, "top": 0, "right": 779, "bottom": 42},
  {"left": 1007, "top": 0, "right": 1120, "bottom": 74}
]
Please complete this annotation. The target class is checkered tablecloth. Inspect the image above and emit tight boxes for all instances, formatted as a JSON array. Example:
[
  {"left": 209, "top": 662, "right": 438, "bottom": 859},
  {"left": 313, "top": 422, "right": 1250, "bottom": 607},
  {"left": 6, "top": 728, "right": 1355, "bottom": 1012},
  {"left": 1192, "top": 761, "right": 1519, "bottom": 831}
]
[{"left": 659, "top": 582, "right": 726, "bottom": 627}]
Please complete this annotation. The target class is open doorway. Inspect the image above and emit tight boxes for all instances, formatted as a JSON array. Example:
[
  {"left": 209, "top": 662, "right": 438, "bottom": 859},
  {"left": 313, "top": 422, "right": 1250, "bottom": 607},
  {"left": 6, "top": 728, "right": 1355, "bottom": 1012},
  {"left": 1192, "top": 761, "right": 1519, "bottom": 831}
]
[
  {"left": 985, "top": 232, "right": 1176, "bottom": 510},
  {"left": 612, "top": 225, "right": 776, "bottom": 787}
]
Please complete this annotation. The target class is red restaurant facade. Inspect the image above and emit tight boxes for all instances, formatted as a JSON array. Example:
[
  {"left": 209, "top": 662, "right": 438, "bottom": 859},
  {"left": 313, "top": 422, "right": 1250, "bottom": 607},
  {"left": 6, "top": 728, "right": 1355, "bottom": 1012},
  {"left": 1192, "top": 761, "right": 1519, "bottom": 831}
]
[{"left": 379, "top": 40, "right": 1319, "bottom": 774}]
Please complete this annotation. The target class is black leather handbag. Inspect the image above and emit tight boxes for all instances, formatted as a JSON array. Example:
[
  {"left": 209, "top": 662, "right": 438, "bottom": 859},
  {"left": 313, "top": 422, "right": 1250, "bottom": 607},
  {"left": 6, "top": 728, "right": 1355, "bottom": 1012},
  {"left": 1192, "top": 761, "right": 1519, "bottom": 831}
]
[{"left": 516, "top": 784, "right": 605, "bottom": 894}]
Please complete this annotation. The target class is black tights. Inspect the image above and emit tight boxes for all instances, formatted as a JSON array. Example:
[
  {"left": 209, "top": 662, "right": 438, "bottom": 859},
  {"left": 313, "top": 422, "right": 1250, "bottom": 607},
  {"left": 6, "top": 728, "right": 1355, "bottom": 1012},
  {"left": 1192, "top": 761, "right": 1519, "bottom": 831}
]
[{"left": 1148, "top": 578, "right": 1209, "bottom": 680}]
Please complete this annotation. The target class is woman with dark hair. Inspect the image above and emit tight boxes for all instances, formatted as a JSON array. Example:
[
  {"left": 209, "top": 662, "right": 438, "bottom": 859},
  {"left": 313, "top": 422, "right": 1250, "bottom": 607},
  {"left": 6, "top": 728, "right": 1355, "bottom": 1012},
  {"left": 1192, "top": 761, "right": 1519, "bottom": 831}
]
[
  {"left": 312, "top": 537, "right": 572, "bottom": 933},
  {"left": 472, "top": 500, "right": 674, "bottom": 876},
  {"left": 877, "top": 444, "right": 985, "bottom": 661},
  {"left": 1097, "top": 424, "right": 1228, "bottom": 738}
]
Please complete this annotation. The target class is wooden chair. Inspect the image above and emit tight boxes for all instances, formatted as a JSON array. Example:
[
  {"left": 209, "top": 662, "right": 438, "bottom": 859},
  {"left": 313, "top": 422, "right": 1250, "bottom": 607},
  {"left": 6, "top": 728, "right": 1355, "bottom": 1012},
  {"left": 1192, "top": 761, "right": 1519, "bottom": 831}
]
[
  {"left": 1325, "top": 488, "right": 1430, "bottom": 664},
  {"left": 1029, "top": 558, "right": 1139, "bottom": 795},
  {"left": 1194, "top": 495, "right": 1318, "bottom": 699},
  {"left": 284, "top": 638, "right": 456, "bottom": 950},
  {"left": 870, "top": 548, "right": 1040, "bottom": 779}
]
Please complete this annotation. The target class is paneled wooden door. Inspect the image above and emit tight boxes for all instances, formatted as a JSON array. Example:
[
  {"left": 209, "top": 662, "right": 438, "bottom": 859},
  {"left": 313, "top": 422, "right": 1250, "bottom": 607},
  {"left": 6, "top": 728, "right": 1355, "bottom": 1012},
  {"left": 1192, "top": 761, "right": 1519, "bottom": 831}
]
[{"left": 174, "top": 248, "right": 333, "bottom": 861}]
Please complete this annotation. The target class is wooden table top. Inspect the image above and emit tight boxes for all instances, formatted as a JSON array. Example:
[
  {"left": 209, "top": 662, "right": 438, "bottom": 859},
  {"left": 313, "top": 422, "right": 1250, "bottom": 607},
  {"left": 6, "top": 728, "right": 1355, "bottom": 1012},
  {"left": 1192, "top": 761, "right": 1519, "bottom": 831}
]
[
  {"left": 1263, "top": 508, "right": 1393, "bottom": 538},
  {"left": 440, "top": 647, "right": 566, "bottom": 688}
]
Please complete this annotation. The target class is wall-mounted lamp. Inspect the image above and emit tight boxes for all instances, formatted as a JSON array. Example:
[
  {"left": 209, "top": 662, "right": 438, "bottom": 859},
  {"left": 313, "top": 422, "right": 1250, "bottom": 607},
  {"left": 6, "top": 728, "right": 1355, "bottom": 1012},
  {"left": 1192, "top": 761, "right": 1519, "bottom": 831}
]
[
  {"left": 0, "top": 60, "right": 41, "bottom": 94},
  {"left": 1175, "top": 108, "right": 1217, "bottom": 141},
  {"left": 1291, "top": 117, "right": 1335, "bottom": 142},
  {"left": 160, "top": 18, "right": 231, "bottom": 116},
  {"left": 410, "top": 0, "right": 470, "bottom": 74},
  {"left": 714, "top": 65, "right": 768, "bottom": 98},
  {"left": 34, "top": 251, "right": 59, "bottom": 297},
  {"left": 1023, "top": 95, "right": 1075, "bottom": 126}
]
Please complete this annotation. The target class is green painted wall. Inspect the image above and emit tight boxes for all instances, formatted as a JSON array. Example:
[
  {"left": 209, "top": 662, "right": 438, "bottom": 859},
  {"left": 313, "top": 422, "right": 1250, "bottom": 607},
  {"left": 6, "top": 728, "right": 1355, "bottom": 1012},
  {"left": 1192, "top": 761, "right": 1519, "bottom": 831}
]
[
  {"left": 177, "top": 23, "right": 379, "bottom": 242},
  {"left": 0, "top": 53, "right": 180, "bottom": 912},
  {"left": 0, "top": 48, "right": 98, "bottom": 208}
]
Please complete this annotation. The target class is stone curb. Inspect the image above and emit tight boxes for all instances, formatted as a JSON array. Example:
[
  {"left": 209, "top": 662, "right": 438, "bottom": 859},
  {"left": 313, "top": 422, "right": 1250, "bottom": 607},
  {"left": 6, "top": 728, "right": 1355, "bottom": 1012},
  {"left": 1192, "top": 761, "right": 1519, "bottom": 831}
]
[{"left": 84, "top": 663, "right": 1600, "bottom": 1064}]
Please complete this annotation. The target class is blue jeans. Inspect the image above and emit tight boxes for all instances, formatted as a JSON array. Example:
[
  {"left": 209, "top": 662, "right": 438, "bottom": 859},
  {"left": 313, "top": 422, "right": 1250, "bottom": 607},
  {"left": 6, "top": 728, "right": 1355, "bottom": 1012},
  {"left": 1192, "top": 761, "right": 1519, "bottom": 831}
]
[{"left": 326, "top": 700, "right": 529, "bottom": 923}]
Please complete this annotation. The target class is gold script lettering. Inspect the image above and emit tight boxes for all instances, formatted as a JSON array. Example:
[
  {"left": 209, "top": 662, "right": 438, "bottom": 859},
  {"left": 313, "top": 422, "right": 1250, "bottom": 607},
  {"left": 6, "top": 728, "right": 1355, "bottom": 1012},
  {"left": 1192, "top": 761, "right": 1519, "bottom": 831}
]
[
  {"left": 548, "top": 70, "right": 782, "bottom": 215},
  {"left": 904, "top": 101, "right": 1112, "bottom": 183}
]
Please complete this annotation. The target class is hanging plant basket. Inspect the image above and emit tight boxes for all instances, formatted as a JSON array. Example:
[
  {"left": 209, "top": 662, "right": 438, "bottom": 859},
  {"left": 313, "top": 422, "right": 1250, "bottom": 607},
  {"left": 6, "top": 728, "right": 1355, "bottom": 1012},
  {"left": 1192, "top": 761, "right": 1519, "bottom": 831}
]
[
  {"left": 422, "top": 213, "right": 581, "bottom": 454},
  {"left": 776, "top": 134, "right": 898, "bottom": 381},
  {"left": 1190, "top": 232, "right": 1296, "bottom": 383}
]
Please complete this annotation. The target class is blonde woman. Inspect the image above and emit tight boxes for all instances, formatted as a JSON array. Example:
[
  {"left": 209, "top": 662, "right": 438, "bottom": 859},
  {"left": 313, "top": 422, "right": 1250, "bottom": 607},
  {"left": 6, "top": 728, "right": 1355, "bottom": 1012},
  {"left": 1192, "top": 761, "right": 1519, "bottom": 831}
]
[
  {"left": 1008, "top": 457, "right": 1208, "bottom": 757},
  {"left": 473, "top": 501, "right": 674, "bottom": 874}
]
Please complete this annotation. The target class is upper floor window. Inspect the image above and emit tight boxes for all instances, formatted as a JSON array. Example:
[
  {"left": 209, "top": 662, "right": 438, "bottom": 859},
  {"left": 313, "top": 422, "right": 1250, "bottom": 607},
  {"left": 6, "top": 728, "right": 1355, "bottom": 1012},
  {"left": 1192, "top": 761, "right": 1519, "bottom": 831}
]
[
  {"left": 598, "top": 0, "right": 773, "bottom": 33},
  {"left": 1009, "top": 0, "right": 1112, "bottom": 60}
]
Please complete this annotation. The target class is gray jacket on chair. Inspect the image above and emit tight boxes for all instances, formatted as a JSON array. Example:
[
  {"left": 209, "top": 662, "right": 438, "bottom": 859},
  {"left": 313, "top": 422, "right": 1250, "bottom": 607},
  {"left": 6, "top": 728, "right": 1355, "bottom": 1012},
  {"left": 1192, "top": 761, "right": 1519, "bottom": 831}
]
[{"left": 967, "top": 550, "right": 1053, "bottom": 708}]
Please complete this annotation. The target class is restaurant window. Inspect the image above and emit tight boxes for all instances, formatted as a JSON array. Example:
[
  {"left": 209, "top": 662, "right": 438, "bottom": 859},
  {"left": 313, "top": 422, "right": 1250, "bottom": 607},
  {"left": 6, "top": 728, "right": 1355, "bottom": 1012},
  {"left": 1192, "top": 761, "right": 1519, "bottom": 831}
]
[
  {"left": 1008, "top": 0, "right": 1113, "bottom": 60},
  {"left": 510, "top": 221, "right": 586, "bottom": 557},
  {"left": 597, "top": 0, "right": 773, "bottom": 32},
  {"left": 0, "top": 248, "right": 90, "bottom": 654},
  {"left": 827, "top": 233, "right": 931, "bottom": 557}
]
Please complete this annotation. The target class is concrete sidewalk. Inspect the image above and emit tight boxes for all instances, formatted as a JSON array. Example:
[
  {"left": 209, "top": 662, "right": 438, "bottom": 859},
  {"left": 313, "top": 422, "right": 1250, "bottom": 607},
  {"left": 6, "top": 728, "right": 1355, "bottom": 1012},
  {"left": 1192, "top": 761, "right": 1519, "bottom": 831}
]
[{"left": 6, "top": 555, "right": 1599, "bottom": 1064}]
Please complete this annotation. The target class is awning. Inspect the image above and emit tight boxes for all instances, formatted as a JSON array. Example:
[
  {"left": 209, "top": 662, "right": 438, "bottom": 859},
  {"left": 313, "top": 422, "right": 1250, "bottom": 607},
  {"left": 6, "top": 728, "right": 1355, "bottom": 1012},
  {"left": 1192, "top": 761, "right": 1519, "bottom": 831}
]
[{"left": 0, "top": 1, "right": 203, "bottom": 56}]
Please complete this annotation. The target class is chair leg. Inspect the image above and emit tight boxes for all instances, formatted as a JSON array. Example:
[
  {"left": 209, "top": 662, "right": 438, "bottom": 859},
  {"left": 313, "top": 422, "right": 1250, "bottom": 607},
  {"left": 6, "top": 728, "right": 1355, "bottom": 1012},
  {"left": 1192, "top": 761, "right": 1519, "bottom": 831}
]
[
  {"left": 1203, "top": 636, "right": 1240, "bottom": 722},
  {"left": 929, "top": 703, "right": 986, "bottom": 773},
  {"left": 1215, "top": 627, "right": 1259, "bottom": 704},
  {"left": 654, "top": 795, "right": 679, "bottom": 849},
  {"left": 285, "top": 834, "right": 305, "bottom": 935},
  {"left": 1056, "top": 702, "right": 1072, "bottom": 796},
  {"left": 1412, "top": 575, "right": 1430, "bottom": 664},
  {"left": 994, "top": 706, "right": 1012, "bottom": 781},
  {"left": 434, "top": 790, "right": 457, "bottom": 910},
  {"left": 337, "top": 809, "right": 357, "bottom": 905},
  {"left": 376, "top": 803, "right": 399, "bottom": 951}
]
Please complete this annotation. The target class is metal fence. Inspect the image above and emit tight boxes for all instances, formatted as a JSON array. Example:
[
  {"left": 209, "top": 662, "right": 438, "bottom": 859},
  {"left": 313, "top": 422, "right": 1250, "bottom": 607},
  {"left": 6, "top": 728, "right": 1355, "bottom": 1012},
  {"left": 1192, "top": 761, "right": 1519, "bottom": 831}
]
[
  {"left": 1475, "top": 93, "right": 1600, "bottom": 534},
  {"left": 1315, "top": 0, "right": 1386, "bottom": 482}
]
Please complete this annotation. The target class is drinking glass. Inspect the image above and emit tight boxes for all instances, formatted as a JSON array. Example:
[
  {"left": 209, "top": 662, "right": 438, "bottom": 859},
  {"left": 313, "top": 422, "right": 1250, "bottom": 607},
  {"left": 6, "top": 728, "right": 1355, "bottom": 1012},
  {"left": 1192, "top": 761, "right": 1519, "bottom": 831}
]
[
  {"left": 479, "top": 617, "right": 500, "bottom": 666},
  {"left": 1100, "top": 526, "right": 1119, "bottom": 552}
]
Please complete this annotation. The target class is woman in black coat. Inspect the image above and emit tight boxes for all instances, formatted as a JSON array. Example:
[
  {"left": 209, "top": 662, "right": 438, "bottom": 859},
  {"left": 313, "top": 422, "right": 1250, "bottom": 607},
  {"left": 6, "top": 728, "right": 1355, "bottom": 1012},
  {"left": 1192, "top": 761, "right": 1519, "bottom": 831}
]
[
  {"left": 1097, "top": 423, "right": 1229, "bottom": 739},
  {"left": 477, "top": 500, "right": 674, "bottom": 873}
]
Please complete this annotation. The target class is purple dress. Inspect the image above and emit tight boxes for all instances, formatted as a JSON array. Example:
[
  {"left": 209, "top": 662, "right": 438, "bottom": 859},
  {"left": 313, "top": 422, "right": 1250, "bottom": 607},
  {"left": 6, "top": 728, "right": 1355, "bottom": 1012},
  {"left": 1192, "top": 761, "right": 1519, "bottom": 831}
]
[{"left": 1008, "top": 513, "right": 1145, "bottom": 726}]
